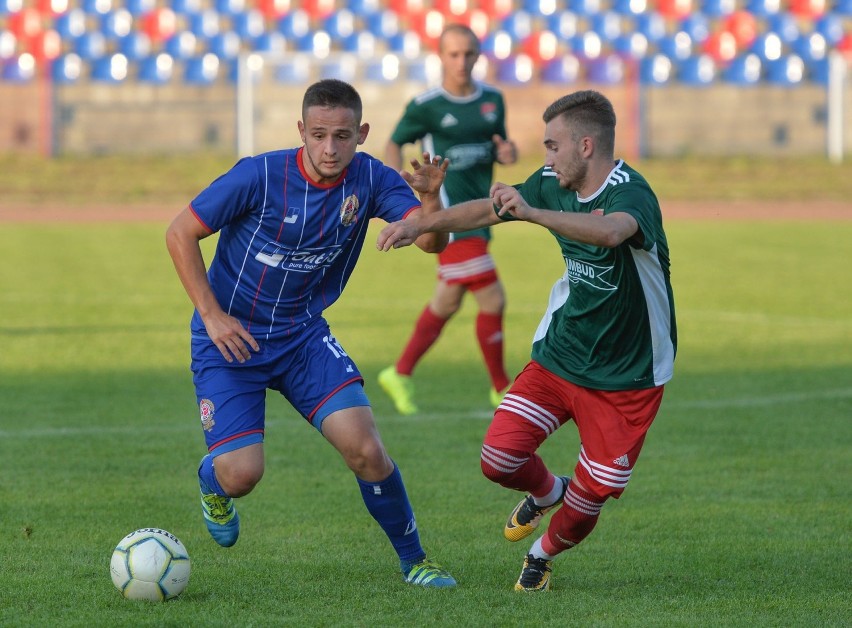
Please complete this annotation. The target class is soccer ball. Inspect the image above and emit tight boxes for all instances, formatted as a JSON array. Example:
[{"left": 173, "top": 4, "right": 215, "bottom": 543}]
[{"left": 110, "top": 528, "right": 191, "bottom": 601}]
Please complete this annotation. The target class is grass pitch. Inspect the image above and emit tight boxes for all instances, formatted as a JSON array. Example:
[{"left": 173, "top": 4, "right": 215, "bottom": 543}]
[{"left": 1, "top": 214, "right": 850, "bottom": 626}]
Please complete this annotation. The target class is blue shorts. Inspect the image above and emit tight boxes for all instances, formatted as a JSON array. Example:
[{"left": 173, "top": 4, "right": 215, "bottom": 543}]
[{"left": 190, "top": 317, "right": 369, "bottom": 457}]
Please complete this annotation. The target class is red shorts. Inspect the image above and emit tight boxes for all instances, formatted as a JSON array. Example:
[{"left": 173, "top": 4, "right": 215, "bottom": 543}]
[
  {"left": 484, "top": 360, "right": 665, "bottom": 500},
  {"left": 437, "top": 237, "right": 498, "bottom": 292}
]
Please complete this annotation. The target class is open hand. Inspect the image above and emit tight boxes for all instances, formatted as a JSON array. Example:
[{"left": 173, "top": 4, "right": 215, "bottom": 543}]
[{"left": 400, "top": 152, "right": 450, "bottom": 196}]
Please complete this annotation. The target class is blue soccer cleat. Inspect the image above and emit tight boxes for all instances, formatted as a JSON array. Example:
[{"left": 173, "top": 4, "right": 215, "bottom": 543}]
[
  {"left": 401, "top": 558, "right": 457, "bottom": 588},
  {"left": 199, "top": 478, "right": 240, "bottom": 547}
]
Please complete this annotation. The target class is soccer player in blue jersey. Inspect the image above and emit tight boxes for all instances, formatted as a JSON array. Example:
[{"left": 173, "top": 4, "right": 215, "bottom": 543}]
[
  {"left": 165, "top": 79, "right": 456, "bottom": 588},
  {"left": 378, "top": 90, "right": 676, "bottom": 591}
]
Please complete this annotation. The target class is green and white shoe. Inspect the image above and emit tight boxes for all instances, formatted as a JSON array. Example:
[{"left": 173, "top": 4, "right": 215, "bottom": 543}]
[
  {"left": 401, "top": 558, "right": 457, "bottom": 588},
  {"left": 200, "top": 478, "right": 240, "bottom": 547}
]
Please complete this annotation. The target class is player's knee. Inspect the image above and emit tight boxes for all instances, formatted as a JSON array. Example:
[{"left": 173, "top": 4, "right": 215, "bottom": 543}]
[
  {"left": 342, "top": 439, "right": 392, "bottom": 480},
  {"left": 216, "top": 460, "right": 263, "bottom": 497},
  {"left": 480, "top": 444, "right": 524, "bottom": 484}
]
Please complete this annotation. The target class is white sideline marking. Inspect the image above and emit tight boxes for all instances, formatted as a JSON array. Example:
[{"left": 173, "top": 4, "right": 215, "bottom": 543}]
[{"left": 1, "top": 388, "right": 849, "bottom": 439}]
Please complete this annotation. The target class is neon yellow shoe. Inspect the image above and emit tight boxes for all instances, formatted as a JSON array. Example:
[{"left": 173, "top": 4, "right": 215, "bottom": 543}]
[
  {"left": 514, "top": 553, "right": 553, "bottom": 592},
  {"left": 490, "top": 387, "right": 508, "bottom": 408},
  {"left": 401, "top": 558, "right": 457, "bottom": 588},
  {"left": 200, "top": 478, "right": 240, "bottom": 547},
  {"left": 504, "top": 476, "right": 569, "bottom": 542},
  {"left": 377, "top": 366, "right": 418, "bottom": 415}
]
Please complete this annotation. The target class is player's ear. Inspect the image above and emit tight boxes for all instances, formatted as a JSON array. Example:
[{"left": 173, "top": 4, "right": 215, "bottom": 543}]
[
  {"left": 358, "top": 123, "right": 370, "bottom": 145},
  {"left": 297, "top": 120, "right": 306, "bottom": 143}
]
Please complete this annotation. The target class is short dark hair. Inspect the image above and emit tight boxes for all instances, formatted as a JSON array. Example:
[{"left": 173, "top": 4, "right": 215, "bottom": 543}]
[
  {"left": 439, "top": 23, "right": 481, "bottom": 54},
  {"left": 302, "top": 79, "right": 363, "bottom": 125},
  {"left": 543, "top": 90, "right": 616, "bottom": 157}
]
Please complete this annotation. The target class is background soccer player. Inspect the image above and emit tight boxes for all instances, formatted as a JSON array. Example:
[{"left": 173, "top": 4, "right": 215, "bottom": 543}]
[
  {"left": 378, "top": 23, "right": 519, "bottom": 415},
  {"left": 166, "top": 79, "right": 456, "bottom": 588},
  {"left": 377, "top": 90, "right": 676, "bottom": 591}
]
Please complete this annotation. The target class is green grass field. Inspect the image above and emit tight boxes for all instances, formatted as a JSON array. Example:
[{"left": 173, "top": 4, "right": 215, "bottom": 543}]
[{"left": 1, "top": 205, "right": 850, "bottom": 626}]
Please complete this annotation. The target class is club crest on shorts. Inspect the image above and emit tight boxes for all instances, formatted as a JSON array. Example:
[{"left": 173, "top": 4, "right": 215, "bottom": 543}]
[
  {"left": 340, "top": 194, "right": 359, "bottom": 226},
  {"left": 199, "top": 399, "right": 216, "bottom": 431}
]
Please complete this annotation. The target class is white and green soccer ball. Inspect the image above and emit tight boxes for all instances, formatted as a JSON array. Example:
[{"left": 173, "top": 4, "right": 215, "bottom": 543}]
[{"left": 110, "top": 528, "right": 191, "bottom": 601}]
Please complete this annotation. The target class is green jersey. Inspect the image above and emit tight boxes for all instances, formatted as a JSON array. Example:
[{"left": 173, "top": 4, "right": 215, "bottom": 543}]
[
  {"left": 508, "top": 160, "right": 677, "bottom": 391},
  {"left": 390, "top": 83, "right": 508, "bottom": 242}
]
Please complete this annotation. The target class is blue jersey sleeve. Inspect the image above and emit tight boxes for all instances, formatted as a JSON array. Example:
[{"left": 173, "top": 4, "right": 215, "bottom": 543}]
[
  {"left": 371, "top": 160, "right": 421, "bottom": 223},
  {"left": 189, "top": 158, "right": 262, "bottom": 233}
]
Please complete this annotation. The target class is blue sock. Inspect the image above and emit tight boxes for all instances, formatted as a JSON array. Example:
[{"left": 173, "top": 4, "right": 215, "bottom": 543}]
[
  {"left": 198, "top": 454, "right": 228, "bottom": 496},
  {"left": 357, "top": 462, "right": 425, "bottom": 565}
]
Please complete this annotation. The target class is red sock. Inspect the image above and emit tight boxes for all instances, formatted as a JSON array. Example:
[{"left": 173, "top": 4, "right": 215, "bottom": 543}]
[
  {"left": 542, "top": 480, "right": 605, "bottom": 556},
  {"left": 476, "top": 312, "right": 509, "bottom": 391},
  {"left": 396, "top": 307, "right": 447, "bottom": 376}
]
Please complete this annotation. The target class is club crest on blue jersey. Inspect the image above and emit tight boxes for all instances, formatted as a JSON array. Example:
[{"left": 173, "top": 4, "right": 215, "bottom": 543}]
[
  {"left": 340, "top": 194, "right": 359, "bottom": 226},
  {"left": 199, "top": 399, "right": 215, "bottom": 431}
]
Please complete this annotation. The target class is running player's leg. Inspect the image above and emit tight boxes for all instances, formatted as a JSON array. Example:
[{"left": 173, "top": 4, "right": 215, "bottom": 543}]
[
  {"left": 469, "top": 275, "right": 510, "bottom": 403},
  {"left": 284, "top": 321, "right": 456, "bottom": 587},
  {"left": 192, "top": 338, "right": 270, "bottom": 547},
  {"left": 378, "top": 279, "right": 462, "bottom": 415},
  {"left": 480, "top": 361, "right": 571, "bottom": 541},
  {"left": 539, "top": 385, "right": 664, "bottom": 557}
]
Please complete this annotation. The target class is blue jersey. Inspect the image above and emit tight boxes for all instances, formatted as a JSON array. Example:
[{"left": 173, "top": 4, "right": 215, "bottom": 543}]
[{"left": 189, "top": 148, "right": 421, "bottom": 340}]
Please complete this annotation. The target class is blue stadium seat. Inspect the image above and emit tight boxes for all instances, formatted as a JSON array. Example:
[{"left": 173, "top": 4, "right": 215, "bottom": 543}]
[
  {"left": 386, "top": 32, "right": 422, "bottom": 58},
  {"left": 364, "top": 54, "right": 401, "bottom": 82},
  {"left": 2, "top": 55, "right": 36, "bottom": 82},
  {"left": 364, "top": 10, "right": 400, "bottom": 39},
  {"left": 501, "top": 11, "right": 533, "bottom": 40},
  {"left": 547, "top": 11, "right": 579, "bottom": 40},
  {"left": 814, "top": 14, "right": 845, "bottom": 45},
  {"left": 613, "top": 32, "right": 650, "bottom": 59},
  {"left": 495, "top": 55, "right": 534, "bottom": 84},
  {"left": 833, "top": 0, "right": 852, "bottom": 15},
  {"left": 634, "top": 12, "right": 667, "bottom": 43},
  {"left": 138, "top": 53, "right": 174, "bottom": 83},
  {"left": 570, "top": 32, "right": 603, "bottom": 59},
  {"left": 567, "top": 0, "right": 603, "bottom": 17},
  {"left": 75, "top": 32, "right": 107, "bottom": 60},
  {"left": 91, "top": 53, "right": 129, "bottom": 82},
  {"left": 523, "top": 0, "right": 559, "bottom": 16},
  {"left": 55, "top": 9, "right": 87, "bottom": 39},
  {"left": 701, "top": 0, "right": 736, "bottom": 17},
  {"left": 539, "top": 54, "right": 582, "bottom": 83},
  {"left": 215, "top": 0, "right": 245, "bottom": 16},
  {"left": 125, "top": 0, "right": 156, "bottom": 17},
  {"left": 277, "top": 9, "right": 310, "bottom": 39},
  {"left": 100, "top": 9, "right": 134, "bottom": 40},
  {"left": 324, "top": 10, "right": 356, "bottom": 41},
  {"left": 51, "top": 53, "right": 84, "bottom": 83},
  {"left": 274, "top": 54, "right": 310, "bottom": 83},
  {"left": 750, "top": 32, "right": 784, "bottom": 61},
  {"left": 348, "top": 0, "right": 382, "bottom": 15},
  {"left": 765, "top": 54, "right": 805, "bottom": 85},
  {"left": 639, "top": 53, "right": 674, "bottom": 85},
  {"left": 589, "top": 11, "right": 623, "bottom": 41},
  {"left": 745, "top": 0, "right": 781, "bottom": 17},
  {"left": 165, "top": 31, "right": 199, "bottom": 59},
  {"left": 189, "top": 10, "right": 221, "bottom": 39},
  {"left": 295, "top": 32, "right": 331, "bottom": 56},
  {"left": 808, "top": 56, "right": 830, "bottom": 84},
  {"left": 766, "top": 12, "right": 800, "bottom": 44},
  {"left": 232, "top": 10, "right": 265, "bottom": 40},
  {"left": 172, "top": 0, "right": 203, "bottom": 14},
  {"left": 184, "top": 54, "right": 220, "bottom": 84},
  {"left": 612, "top": 0, "right": 645, "bottom": 15},
  {"left": 722, "top": 52, "right": 762, "bottom": 84},
  {"left": 117, "top": 32, "right": 151, "bottom": 61},
  {"left": 81, "top": 0, "right": 110, "bottom": 15},
  {"left": 208, "top": 32, "right": 242, "bottom": 59},
  {"left": 587, "top": 54, "right": 627, "bottom": 84},
  {"left": 657, "top": 32, "right": 693, "bottom": 61},
  {"left": 481, "top": 30, "right": 514, "bottom": 59},
  {"left": 680, "top": 13, "right": 711, "bottom": 43},
  {"left": 677, "top": 54, "right": 716, "bottom": 85},
  {"left": 790, "top": 33, "right": 827, "bottom": 63},
  {"left": 319, "top": 56, "right": 358, "bottom": 81},
  {"left": 253, "top": 31, "right": 286, "bottom": 54},
  {"left": 341, "top": 31, "right": 376, "bottom": 57}
]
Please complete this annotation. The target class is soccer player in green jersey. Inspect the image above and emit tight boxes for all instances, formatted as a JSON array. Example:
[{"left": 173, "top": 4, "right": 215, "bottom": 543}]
[
  {"left": 377, "top": 90, "right": 677, "bottom": 592},
  {"left": 378, "top": 24, "right": 519, "bottom": 415}
]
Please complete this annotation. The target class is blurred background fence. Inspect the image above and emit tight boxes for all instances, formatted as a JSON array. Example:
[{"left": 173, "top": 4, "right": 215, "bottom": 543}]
[{"left": 1, "top": 0, "right": 849, "bottom": 159}]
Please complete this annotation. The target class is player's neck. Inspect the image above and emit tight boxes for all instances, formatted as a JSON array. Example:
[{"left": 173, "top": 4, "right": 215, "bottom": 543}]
[{"left": 442, "top": 80, "right": 475, "bottom": 98}]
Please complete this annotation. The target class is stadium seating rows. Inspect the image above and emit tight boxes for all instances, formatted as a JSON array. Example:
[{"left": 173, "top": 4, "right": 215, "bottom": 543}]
[{"left": 0, "top": 0, "right": 850, "bottom": 85}]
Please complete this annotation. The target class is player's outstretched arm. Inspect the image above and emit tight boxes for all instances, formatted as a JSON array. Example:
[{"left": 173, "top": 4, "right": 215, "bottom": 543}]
[{"left": 377, "top": 198, "right": 499, "bottom": 252}]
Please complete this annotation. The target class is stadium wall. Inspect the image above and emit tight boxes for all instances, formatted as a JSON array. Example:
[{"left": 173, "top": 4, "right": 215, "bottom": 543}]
[{"left": 0, "top": 79, "right": 848, "bottom": 159}]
